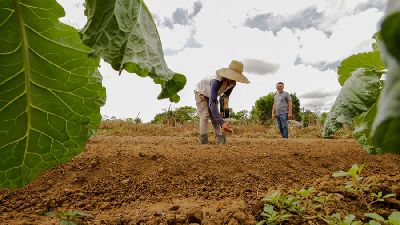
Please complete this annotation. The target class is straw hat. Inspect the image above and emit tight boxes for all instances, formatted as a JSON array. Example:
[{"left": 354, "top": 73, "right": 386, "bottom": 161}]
[{"left": 216, "top": 60, "right": 250, "bottom": 84}]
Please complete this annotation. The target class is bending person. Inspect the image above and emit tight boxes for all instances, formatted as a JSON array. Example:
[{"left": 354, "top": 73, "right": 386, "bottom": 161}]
[{"left": 194, "top": 60, "right": 250, "bottom": 144}]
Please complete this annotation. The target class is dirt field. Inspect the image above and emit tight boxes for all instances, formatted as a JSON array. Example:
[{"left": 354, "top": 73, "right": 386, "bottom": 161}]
[{"left": 1, "top": 123, "right": 399, "bottom": 224}]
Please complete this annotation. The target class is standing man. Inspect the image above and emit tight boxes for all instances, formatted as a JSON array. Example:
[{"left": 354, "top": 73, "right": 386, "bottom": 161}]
[
  {"left": 194, "top": 60, "right": 250, "bottom": 144},
  {"left": 272, "top": 82, "right": 292, "bottom": 138}
]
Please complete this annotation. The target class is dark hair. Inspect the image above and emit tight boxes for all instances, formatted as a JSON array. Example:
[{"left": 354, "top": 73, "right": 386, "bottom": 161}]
[{"left": 277, "top": 82, "right": 284, "bottom": 85}]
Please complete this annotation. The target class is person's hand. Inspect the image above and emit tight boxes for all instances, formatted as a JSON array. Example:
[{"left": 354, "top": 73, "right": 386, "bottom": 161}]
[
  {"left": 272, "top": 114, "right": 276, "bottom": 119},
  {"left": 288, "top": 113, "right": 293, "bottom": 120},
  {"left": 221, "top": 122, "right": 233, "bottom": 133}
]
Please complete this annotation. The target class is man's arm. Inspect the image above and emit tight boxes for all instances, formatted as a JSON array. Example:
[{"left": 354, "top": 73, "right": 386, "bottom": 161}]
[
  {"left": 272, "top": 103, "right": 276, "bottom": 119},
  {"left": 209, "top": 80, "right": 225, "bottom": 125}
]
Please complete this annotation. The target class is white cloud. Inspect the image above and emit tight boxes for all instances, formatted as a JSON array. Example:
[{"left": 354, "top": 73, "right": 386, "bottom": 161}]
[{"left": 56, "top": 0, "right": 386, "bottom": 122}]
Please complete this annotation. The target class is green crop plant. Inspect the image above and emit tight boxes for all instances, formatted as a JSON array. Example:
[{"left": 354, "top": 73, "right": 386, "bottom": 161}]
[
  {"left": 365, "top": 212, "right": 400, "bottom": 225},
  {"left": 333, "top": 164, "right": 396, "bottom": 212},
  {"left": 368, "top": 192, "right": 397, "bottom": 211},
  {"left": 0, "top": 0, "right": 186, "bottom": 188},
  {"left": 323, "top": 0, "right": 400, "bottom": 154},
  {"left": 256, "top": 205, "right": 293, "bottom": 225},
  {"left": 321, "top": 213, "right": 363, "bottom": 225},
  {"left": 332, "top": 164, "right": 372, "bottom": 194}
]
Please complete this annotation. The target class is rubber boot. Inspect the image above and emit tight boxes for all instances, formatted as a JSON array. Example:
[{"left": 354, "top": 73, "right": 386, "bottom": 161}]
[
  {"left": 199, "top": 134, "right": 208, "bottom": 144},
  {"left": 215, "top": 135, "right": 226, "bottom": 145}
]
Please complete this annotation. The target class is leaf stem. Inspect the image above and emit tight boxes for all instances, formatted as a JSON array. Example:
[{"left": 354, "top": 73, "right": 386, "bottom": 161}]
[{"left": 14, "top": 0, "right": 31, "bottom": 175}]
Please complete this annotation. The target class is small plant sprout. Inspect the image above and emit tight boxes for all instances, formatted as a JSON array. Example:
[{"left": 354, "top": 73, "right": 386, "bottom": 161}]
[
  {"left": 257, "top": 204, "right": 293, "bottom": 225},
  {"left": 262, "top": 192, "right": 282, "bottom": 207},
  {"left": 365, "top": 211, "right": 400, "bottom": 225},
  {"left": 388, "top": 212, "right": 400, "bottom": 224},
  {"left": 333, "top": 164, "right": 373, "bottom": 194},
  {"left": 322, "top": 213, "right": 363, "bottom": 225},
  {"left": 370, "top": 192, "right": 396, "bottom": 204},
  {"left": 291, "top": 187, "right": 316, "bottom": 199},
  {"left": 313, "top": 193, "right": 332, "bottom": 211},
  {"left": 332, "top": 164, "right": 365, "bottom": 181}
]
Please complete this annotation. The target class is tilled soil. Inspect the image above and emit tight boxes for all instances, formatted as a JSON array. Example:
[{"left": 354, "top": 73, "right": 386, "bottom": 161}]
[{"left": 1, "top": 135, "right": 400, "bottom": 225}]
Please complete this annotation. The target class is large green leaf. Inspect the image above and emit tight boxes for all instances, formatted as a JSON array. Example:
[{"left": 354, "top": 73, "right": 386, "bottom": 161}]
[
  {"left": 80, "top": 0, "right": 186, "bottom": 102},
  {"left": 353, "top": 104, "right": 383, "bottom": 154},
  {"left": 323, "top": 69, "right": 381, "bottom": 137},
  {"left": 0, "top": 0, "right": 106, "bottom": 188},
  {"left": 381, "top": 12, "right": 400, "bottom": 63},
  {"left": 372, "top": 1, "right": 400, "bottom": 153},
  {"left": 337, "top": 51, "right": 385, "bottom": 86}
]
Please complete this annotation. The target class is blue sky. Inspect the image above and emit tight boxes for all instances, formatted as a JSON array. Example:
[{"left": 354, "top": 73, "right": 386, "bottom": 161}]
[{"left": 58, "top": 0, "right": 386, "bottom": 122}]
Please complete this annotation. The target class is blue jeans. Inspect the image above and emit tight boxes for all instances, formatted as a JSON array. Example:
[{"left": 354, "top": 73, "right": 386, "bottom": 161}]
[{"left": 276, "top": 113, "right": 288, "bottom": 138}]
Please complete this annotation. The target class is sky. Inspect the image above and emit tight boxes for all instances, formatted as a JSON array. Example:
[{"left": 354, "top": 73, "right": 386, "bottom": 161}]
[{"left": 57, "top": 0, "right": 387, "bottom": 122}]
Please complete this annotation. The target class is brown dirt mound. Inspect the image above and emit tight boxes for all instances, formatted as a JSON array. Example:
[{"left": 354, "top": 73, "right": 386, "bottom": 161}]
[{"left": 1, "top": 127, "right": 399, "bottom": 224}]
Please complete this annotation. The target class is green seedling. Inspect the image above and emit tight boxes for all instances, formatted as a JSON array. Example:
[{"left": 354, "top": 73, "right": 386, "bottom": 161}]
[
  {"left": 332, "top": 164, "right": 364, "bottom": 180},
  {"left": 365, "top": 211, "right": 400, "bottom": 225},
  {"left": 322, "top": 213, "right": 363, "bottom": 225},
  {"left": 333, "top": 163, "right": 378, "bottom": 210},
  {"left": 257, "top": 204, "right": 293, "bottom": 225},
  {"left": 313, "top": 193, "right": 332, "bottom": 211},
  {"left": 370, "top": 192, "right": 396, "bottom": 204},
  {"left": 262, "top": 192, "right": 282, "bottom": 207},
  {"left": 388, "top": 212, "right": 400, "bottom": 225},
  {"left": 283, "top": 195, "right": 304, "bottom": 213},
  {"left": 291, "top": 187, "right": 316, "bottom": 199},
  {"left": 262, "top": 191, "right": 304, "bottom": 214}
]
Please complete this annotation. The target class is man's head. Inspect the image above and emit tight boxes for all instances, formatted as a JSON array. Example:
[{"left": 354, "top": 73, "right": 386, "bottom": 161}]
[{"left": 276, "top": 82, "right": 284, "bottom": 93}]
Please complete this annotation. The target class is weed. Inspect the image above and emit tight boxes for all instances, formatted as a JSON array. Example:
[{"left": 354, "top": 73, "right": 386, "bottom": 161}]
[
  {"left": 321, "top": 213, "right": 363, "bottom": 225},
  {"left": 256, "top": 204, "right": 293, "bottom": 225},
  {"left": 364, "top": 211, "right": 400, "bottom": 225}
]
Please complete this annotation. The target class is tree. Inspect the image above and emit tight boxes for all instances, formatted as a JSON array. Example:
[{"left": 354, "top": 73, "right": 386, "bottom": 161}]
[
  {"left": 151, "top": 106, "right": 197, "bottom": 125},
  {"left": 251, "top": 92, "right": 275, "bottom": 125},
  {"left": 251, "top": 92, "right": 301, "bottom": 125},
  {"left": 290, "top": 93, "right": 301, "bottom": 122},
  {"left": 230, "top": 109, "right": 250, "bottom": 121}
]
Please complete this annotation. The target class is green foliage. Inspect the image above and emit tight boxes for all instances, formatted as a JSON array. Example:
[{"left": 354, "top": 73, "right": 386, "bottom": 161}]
[
  {"left": 332, "top": 164, "right": 397, "bottom": 212},
  {"left": 320, "top": 112, "right": 328, "bottom": 126},
  {"left": 338, "top": 52, "right": 385, "bottom": 86},
  {"left": 365, "top": 212, "right": 400, "bottom": 225},
  {"left": 380, "top": 12, "right": 400, "bottom": 63},
  {"left": 251, "top": 92, "right": 300, "bottom": 125},
  {"left": 229, "top": 109, "right": 250, "bottom": 122},
  {"left": 322, "top": 213, "right": 363, "bottom": 225},
  {"left": 152, "top": 106, "right": 197, "bottom": 125},
  {"left": 257, "top": 164, "right": 400, "bottom": 225},
  {"left": 324, "top": 2, "right": 400, "bottom": 153},
  {"left": 0, "top": 0, "right": 106, "bottom": 188},
  {"left": 257, "top": 204, "right": 293, "bottom": 225},
  {"left": 290, "top": 93, "right": 301, "bottom": 121},
  {"left": 300, "top": 109, "right": 319, "bottom": 128},
  {"left": 80, "top": 0, "right": 186, "bottom": 102},
  {"left": 0, "top": 0, "right": 185, "bottom": 188},
  {"left": 372, "top": 7, "right": 400, "bottom": 152},
  {"left": 323, "top": 69, "right": 381, "bottom": 137},
  {"left": 251, "top": 92, "right": 275, "bottom": 125},
  {"left": 353, "top": 104, "right": 382, "bottom": 154}
]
